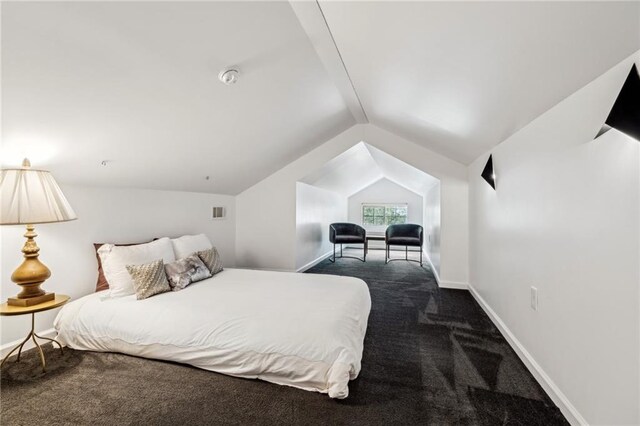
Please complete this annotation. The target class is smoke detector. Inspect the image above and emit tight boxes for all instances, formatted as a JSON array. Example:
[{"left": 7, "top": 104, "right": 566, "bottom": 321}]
[{"left": 218, "top": 68, "right": 239, "bottom": 85}]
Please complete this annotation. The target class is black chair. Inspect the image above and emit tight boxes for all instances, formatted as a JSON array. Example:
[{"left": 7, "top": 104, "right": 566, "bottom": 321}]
[
  {"left": 385, "top": 224, "right": 423, "bottom": 266},
  {"left": 329, "top": 223, "right": 366, "bottom": 262}
]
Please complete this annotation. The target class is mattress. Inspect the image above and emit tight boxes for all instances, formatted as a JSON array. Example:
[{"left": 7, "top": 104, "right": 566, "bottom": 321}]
[{"left": 54, "top": 268, "right": 371, "bottom": 398}]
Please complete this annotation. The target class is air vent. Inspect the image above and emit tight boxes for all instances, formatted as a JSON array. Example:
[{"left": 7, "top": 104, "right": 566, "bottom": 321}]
[{"left": 212, "top": 207, "right": 225, "bottom": 220}]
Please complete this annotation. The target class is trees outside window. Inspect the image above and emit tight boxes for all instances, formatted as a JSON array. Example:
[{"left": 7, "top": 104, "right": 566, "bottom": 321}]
[{"left": 362, "top": 204, "right": 408, "bottom": 226}]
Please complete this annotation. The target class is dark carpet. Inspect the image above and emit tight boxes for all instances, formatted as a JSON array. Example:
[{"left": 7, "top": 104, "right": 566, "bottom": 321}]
[{"left": 0, "top": 249, "right": 568, "bottom": 425}]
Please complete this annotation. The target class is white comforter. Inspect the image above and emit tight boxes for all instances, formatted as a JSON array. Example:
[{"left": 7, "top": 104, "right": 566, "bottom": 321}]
[{"left": 54, "top": 268, "right": 371, "bottom": 398}]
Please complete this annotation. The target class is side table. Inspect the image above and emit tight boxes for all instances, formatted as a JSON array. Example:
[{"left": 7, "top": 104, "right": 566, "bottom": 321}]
[
  {"left": 0, "top": 294, "right": 70, "bottom": 372},
  {"left": 365, "top": 235, "right": 386, "bottom": 256}
]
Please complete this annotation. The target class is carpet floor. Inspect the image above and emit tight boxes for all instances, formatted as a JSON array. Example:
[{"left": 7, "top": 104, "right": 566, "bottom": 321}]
[{"left": 0, "top": 249, "right": 568, "bottom": 425}]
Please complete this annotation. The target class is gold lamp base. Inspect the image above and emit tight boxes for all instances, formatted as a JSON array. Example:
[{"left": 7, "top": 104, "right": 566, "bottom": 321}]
[
  {"left": 7, "top": 293, "right": 55, "bottom": 307},
  {"left": 8, "top": 224, "right": 55, "bottom": 307}
]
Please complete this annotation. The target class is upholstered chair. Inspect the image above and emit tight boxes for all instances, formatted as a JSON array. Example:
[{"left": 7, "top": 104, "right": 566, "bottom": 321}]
[
  {"left": 329, "top": 223, "right": 366, "bottom": 262},
  {"left": 385, "top": 224, "right": 423, "bottom": 266}
]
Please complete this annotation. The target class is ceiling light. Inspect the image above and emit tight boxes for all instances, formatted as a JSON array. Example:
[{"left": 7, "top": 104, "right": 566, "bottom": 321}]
[{"left": 218, "top": 68, "right": 239, "bottom": 86}]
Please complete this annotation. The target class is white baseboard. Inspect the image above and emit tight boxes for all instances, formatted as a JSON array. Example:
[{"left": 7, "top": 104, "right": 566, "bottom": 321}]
[
  {"left": 421, "top": 248, "right": 467, "bottom": 290},
  {"left": 438, "top": 280, "right": 468, "bottom": 290},
  {"left": 1, "top": 328, "right": 58, "bottom": 359},
  {"left": 296, "top": 250, "right": 333, "bottom": 272},
  {"left": 422, "top": 248, "right": 441, "bottom": 283},
  {"left": 467, "top": 284, "right": 587, "bottom": 426}
]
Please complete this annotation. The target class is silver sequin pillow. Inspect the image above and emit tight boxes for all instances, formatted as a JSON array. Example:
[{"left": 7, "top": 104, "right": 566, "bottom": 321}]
[
  {"left": 126, "top": 259, "right": 172, "bottom": 300},
  {"left": 164, "top": 254, "right": 212, "bottom": 291},
  {"left": 197, "top": 247, "right": 223, "bottom": 276}
]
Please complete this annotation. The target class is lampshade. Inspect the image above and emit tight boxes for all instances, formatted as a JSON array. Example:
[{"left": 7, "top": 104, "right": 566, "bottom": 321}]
[{"left": 0, "top": 159, "right": 77, "bottom": 225}]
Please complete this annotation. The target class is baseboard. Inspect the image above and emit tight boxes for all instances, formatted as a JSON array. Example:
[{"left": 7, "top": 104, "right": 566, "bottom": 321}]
[
  {"left": 296, "top": 250, "right": 333, "bottom": 272},
  {"left": 422, "top": 248, "right": 468, "bottom": 290},
  {"left": 1, "top": 328, "right": 58, "bottom": 358},
  {"left": 438, "top": 280, "right": 468, "bottom": 290},
  {"left": 422, "top": 248, "right": 440, "bottom": 283},
  {"left": 467, "top": 284, "right": 587, "bottom": 426}
]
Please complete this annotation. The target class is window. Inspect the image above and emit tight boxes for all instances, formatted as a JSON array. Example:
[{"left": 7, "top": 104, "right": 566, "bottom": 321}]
[{"left": 362, "top": 204, "right": 408, "bottom": 226}]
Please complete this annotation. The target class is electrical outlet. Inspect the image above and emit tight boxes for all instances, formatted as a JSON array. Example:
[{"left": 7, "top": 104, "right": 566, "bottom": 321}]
[{"left": 530, "top": 286, "right": 538, "bottom": 311}]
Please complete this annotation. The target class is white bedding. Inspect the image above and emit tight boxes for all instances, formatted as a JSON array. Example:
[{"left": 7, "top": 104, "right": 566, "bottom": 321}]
[{"left": 54, "top": 268, "right": 371, "bottom": 398}]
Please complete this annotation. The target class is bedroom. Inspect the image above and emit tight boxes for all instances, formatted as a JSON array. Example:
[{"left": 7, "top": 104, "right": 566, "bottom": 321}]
[{"left": 1, "top": 1, "right": 639, "bottom": 425}]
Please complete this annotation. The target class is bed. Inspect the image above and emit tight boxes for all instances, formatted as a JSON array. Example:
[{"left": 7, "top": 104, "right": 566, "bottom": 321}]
[{"left": 54, "top": 268, "right": 371, "bottom": 399}]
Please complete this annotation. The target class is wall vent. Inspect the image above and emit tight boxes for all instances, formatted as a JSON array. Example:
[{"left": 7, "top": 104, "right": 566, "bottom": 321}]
[{"left": 212, "top": 207, "right": 225, "bottom": 219}]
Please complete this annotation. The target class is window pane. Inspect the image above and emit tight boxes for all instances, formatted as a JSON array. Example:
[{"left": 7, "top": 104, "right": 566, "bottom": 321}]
[{"left": 362, "top": 204, "right": 407, "bottom": 227}]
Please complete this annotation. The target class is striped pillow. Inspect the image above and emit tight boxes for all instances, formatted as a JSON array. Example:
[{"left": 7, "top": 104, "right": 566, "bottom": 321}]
[{"left": 197, "top": 248, "right": 223, "bottom": 276}]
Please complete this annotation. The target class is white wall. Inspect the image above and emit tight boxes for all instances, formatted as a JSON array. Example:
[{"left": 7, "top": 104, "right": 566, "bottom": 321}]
[
  {"left": 468, "top": 53, "right": 640, "bottom": 425},
  {"left": 423, "top": 182, "right": 441, "bottom": 277},
  {"left": 1, "top": 184, "right": 236, "bottom": 347},
  {"left": 236, "top": 124, "right": 469, "bottom": 286},
  {"left": 347, "top": 178, "right": 423, "bottom": 249},
  {"left": 295, "top": 182, "right": 347, "bottom": 270}
]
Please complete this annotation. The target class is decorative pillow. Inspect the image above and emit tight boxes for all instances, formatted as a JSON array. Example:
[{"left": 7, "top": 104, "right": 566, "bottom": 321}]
[
  {"left": 164, "top": 254, "right": 211, "bottom": 291},
  {"left": 94, "top": 242, "right": 146, "bottom": 292},
  {"left": 197, "top": 247, "right": 223, "bottom": 276},
  {"left": 171, "top": 234, "right": 212, "bottom": 259},
  {"left": 126, "top": 259, "right": 172, "bottom": 300},
  {"left": 98, "top": 238, "right": 175, "bottom": 298}
]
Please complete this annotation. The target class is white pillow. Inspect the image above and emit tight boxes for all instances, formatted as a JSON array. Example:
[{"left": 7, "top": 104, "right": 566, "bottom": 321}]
[
  {"left": 98, "top": 237, "right": 175, "bottom": 298},
  {"left": 171, "top": 234, "right": 213, "bottom": 259}
]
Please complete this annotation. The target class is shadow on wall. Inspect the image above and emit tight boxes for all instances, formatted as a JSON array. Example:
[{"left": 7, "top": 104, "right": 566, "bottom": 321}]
[
  {"left": 295, "top": 182, "right": 348, "bottom": 271},
  {"left": 298, "top": 222, "right": 323, "bottom": 245}
]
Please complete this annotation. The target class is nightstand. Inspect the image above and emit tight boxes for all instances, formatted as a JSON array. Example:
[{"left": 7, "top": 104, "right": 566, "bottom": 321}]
[{"left": 0, "top": 294, "right": 70, "bottom": 372}]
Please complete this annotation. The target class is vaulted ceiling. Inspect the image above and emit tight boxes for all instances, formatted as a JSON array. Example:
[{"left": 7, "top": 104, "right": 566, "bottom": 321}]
[
  {"left": 299, "top": 142, "right": 438, "bottom": 197},
  {"left": 1, "top": 1, "right": 354, "bottom": 194},
  {"left": 317, "top": 1, "right": 640, "bottom": 163},
  {"left": 2, "top": 1, "right": 638, "bottom": 194}
]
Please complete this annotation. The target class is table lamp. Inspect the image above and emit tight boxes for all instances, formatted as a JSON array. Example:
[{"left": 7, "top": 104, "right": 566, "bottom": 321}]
[{"left": 0, "top": 158, "right": 77, "bottom": 306}]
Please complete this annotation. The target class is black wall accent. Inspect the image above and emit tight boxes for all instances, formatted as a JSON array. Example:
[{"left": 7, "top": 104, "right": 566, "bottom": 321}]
[
  {"left": 598, "top": 63, "right": 640, "bottom": 141},
  {"left": 481, "top": 155, "right": 496, "bottom": 190}
]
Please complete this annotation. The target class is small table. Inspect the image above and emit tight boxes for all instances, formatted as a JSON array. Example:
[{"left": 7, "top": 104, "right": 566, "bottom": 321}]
[
  {"left": 0, "top": 294, "right": 70, "bottom": 372},
  {"left": 365, "top": 235, "right": 386, "bottom": 256}
]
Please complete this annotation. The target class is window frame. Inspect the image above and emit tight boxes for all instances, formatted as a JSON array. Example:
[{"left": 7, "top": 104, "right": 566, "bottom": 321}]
[{"left": 361, "top": 203, "right": 408, "bottom": 228}]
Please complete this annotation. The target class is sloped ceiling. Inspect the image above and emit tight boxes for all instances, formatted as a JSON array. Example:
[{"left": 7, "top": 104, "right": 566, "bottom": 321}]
[
  {"left": 318, "top": 1, "right": 640, "bottom": 164},
  {"left": 2, "top": 2, "right": 638, "bottom": 195},
  {"left": 0, "top": 1, "right": 354, "bottom": 194},
  {"left": 300, "top": 142, "right": 438, "bottom": 197},
  {"left": 299, "top": 142, "right": 383, "bottom": 197},
  {"left": 366, "top": 144, "right": 439, "bottom": 195}
]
